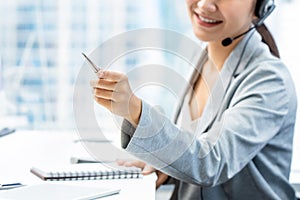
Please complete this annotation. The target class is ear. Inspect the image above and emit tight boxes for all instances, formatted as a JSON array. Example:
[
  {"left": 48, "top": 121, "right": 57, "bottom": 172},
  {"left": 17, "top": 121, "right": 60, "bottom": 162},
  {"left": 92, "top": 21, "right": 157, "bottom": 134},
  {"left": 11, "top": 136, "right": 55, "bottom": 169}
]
[
  {"left": 252, "top": 15, "right": 259, "bottom": 24},
  {"left": 251, "top": 0, "right": 259, "bottom": 23}
]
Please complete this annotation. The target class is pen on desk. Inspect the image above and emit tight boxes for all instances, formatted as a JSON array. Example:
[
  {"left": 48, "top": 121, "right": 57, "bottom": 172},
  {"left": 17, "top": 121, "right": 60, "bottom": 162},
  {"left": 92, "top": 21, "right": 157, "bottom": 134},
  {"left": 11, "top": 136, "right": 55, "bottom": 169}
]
[
  {"left": 82, "top": 52, "right": 102, "bottom": 73},
  {"left": 0, "top": 128, "right": 16, "bottom": 137},
  {"left": 0, "top": 182, "right": 24, "bottom": 190},
  {"left": 70, "top": 156, "right": 116, "bottom": 164}
]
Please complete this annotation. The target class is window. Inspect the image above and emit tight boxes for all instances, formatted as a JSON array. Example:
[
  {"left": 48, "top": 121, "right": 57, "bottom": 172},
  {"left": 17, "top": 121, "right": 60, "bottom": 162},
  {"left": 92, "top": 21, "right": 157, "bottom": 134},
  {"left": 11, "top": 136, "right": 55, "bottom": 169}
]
[{"left": 0, "top": 0, "right": 299, "bottom": 171}]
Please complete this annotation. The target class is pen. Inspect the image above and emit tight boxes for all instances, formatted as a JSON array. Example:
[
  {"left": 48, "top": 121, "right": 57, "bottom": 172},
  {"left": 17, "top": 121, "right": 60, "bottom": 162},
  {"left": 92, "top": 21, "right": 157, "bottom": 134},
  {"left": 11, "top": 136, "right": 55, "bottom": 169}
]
[
  {"left": 82, "top": 52, "right": 102, "bottom": 73},
  {"left": 0, "top": 127, "right": 16, "bottom": 137},
  {"left": 0, "top": 182, "right": 24, "bottom": 190},
  {"left": 70, "top": 156, "right": 116, "bottom": 164}
]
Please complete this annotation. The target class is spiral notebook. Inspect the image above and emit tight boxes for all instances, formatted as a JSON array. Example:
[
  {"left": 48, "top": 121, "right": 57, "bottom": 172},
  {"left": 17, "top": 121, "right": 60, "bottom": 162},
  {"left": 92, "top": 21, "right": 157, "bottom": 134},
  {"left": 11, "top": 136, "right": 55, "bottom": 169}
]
[{"left": 30, "top": 163, "right": 142, "bottom": 181}]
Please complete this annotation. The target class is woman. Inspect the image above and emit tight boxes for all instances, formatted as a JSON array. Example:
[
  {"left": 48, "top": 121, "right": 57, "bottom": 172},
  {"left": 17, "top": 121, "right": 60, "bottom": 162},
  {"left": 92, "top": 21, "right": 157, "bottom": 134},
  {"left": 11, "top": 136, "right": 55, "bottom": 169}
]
[{"left": 90, "top": 0, "right": 297, "bottom": 199}]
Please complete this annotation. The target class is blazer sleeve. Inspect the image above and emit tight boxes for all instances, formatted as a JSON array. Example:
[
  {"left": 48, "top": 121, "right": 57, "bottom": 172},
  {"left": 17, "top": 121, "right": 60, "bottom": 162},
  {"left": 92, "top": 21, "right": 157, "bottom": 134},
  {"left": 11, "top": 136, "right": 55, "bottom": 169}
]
[
  {"left": 120, "top": 119, "right": 136, "bottom": 148},
  {"left": 123, "top": 64, "right": 296, "bottom": 186}
]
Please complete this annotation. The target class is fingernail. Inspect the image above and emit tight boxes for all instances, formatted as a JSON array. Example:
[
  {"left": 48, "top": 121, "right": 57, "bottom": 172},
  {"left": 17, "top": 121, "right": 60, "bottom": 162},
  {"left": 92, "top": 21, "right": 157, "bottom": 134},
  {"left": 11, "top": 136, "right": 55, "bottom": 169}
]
[
  {"left": 116, "top": 159, "right": 124, "bottom": 165},
  {"left": 97, "top": 69, "right": 104, "bottom": 78},
  {"left": 142, "top": 171, "right": 151, "bottom": 175}
]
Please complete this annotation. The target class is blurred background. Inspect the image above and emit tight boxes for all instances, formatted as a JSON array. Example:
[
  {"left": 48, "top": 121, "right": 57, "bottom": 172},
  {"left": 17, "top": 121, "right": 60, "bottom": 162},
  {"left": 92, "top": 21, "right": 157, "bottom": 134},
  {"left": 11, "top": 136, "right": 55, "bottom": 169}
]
[{"left": 0, "top": 0, "right": 299, "bottom": 171}]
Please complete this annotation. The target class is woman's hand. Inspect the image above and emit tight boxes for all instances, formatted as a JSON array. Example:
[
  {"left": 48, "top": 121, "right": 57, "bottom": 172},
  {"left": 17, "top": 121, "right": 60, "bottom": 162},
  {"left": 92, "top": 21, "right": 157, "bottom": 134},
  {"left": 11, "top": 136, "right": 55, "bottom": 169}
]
[
  {"left": 90, "top": 70, "right": 142, "bottom": 126},
  {"left": 117, "top": 160, "right": 169, "bottom": 189}
]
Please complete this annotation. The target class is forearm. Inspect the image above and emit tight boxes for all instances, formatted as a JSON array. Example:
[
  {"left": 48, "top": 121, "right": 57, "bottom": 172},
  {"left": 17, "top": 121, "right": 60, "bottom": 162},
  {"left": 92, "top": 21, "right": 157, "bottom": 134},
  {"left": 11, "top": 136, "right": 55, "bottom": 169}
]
[
  {"left": 124, "top": 99, "right": 287, "bottom": 186},
  {"left": 126, "top": 95, "right": 142, "bottom": 127}
]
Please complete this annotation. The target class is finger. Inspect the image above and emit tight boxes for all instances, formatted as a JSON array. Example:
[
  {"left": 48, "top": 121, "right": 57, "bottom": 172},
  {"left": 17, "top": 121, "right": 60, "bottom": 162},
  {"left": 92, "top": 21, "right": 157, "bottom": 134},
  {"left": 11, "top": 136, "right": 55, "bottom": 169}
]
[
  {"left": 90, "top": 79, "right": 117, "bottom": 91},
  {"left": 124, "top": 160, "right": 144, "bottom": 168},
  {"left": 142, "top": 165, "right": 155, "bottom": 175},
  {"left": 116, "top": 159, "right": 126, "bottom": 166},
  {"left": 117, "top": 160, "right": 145, "bottom": 169},
  {"left": 96, "top": 69, "right": 105, "bottom": 77},
  {"left": 94, "top": 88, "right": 114, "bottom": 101},
  {"left": 93, "top": 96, "right": 113, "bottom": 110},
  {"left": 155, "top": 172, "right": 169, "bottom": 188},
  {"left": 97, "top": 70, "right": 127, "bottom": 82}
]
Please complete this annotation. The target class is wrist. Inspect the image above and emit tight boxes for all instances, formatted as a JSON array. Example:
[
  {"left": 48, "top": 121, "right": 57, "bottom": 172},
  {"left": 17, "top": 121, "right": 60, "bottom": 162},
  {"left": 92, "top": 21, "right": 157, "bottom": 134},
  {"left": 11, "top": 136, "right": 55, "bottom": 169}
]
[{"left": 128, "top": 95, "right": 142, "bottom": 127}]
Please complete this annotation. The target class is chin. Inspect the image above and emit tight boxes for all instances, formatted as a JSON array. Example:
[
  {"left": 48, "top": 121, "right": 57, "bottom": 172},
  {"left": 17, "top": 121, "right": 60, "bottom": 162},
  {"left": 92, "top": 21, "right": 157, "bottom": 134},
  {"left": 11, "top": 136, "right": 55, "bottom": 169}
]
[{"left": 193, "top": 29, "right": 209, "bottom": 42}]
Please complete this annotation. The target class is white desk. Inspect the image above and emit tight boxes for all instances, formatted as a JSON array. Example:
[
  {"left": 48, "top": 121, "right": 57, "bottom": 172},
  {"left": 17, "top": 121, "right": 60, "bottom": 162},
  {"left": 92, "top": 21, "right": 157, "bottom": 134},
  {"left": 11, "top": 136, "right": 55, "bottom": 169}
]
[{"left": 0, "top": 130, "right": 156, "bottom": 199}]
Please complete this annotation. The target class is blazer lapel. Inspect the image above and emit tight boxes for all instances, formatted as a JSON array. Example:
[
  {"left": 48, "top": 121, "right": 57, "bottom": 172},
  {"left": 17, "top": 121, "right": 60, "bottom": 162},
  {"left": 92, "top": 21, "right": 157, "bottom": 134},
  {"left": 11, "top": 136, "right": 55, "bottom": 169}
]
[
  {"left": 196, "top": 59, "right": 235, "bottom": 134},
  {"left": 196, "top": 31, "right": 259, "bottom": 134}
]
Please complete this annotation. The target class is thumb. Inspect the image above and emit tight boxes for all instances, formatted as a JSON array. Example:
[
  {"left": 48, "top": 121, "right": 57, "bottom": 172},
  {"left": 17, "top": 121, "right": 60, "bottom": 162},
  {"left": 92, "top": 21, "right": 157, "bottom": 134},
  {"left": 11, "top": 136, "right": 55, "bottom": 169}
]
[{"left": 142, "top": 165, "right": 155, "bottom": 175}]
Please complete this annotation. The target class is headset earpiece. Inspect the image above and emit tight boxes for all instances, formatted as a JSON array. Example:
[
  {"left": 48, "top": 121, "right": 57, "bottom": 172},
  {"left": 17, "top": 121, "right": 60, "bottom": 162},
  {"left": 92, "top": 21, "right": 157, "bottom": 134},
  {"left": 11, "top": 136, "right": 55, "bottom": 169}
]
[
  {"left": 254, "top": 0, "right": 275, "bottom": 26},
  {"left": 255, "top": 0, "right": 275, "bottom": 18},
  {"left": 222, "top": 0, "right": 275, "bottom": 47}
]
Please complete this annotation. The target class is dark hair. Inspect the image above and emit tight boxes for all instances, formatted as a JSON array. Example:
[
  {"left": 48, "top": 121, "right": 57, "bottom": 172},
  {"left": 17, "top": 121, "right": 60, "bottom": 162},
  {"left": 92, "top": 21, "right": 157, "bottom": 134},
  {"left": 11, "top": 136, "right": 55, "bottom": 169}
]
[
  {"left": 256, "top": 23, "right": 280, "bottom": 58},
  {"left": 255, "top": 0, "right": 280, "bottom": 58}
]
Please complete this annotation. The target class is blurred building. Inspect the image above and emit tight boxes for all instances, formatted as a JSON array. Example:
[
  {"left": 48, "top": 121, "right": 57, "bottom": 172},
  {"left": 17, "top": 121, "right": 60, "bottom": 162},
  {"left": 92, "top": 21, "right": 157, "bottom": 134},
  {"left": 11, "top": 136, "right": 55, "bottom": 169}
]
[
  {"left": 0, "top": 0, "right": 180, "bottom": 129},
  {"left": 0, "top": 0, "right": 299, "bottom": 171}
]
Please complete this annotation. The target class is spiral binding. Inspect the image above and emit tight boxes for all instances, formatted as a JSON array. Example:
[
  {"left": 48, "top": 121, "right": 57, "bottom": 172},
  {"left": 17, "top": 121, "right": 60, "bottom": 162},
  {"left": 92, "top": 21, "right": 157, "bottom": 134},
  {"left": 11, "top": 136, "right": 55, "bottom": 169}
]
[{"left": 33, "top": 168, "right": 142, "bottom": 181}]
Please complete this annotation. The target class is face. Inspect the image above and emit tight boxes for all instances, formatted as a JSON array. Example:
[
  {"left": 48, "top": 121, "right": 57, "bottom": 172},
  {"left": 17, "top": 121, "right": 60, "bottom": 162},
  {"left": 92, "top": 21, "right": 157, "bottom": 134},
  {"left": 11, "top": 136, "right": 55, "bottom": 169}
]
[{"left": 186, "top": 0, "right": 256, "bottom": 44}]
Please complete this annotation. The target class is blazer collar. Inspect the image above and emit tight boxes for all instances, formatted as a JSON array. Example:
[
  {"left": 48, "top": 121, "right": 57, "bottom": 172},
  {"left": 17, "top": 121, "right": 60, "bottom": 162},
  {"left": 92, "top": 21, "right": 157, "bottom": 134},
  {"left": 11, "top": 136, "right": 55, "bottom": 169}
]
[
  {"left": 231, "top": 31, "right": 262, "bottom": 77},
  {"left": 195, "top": 30, "right": 261, "bottom": 134}
]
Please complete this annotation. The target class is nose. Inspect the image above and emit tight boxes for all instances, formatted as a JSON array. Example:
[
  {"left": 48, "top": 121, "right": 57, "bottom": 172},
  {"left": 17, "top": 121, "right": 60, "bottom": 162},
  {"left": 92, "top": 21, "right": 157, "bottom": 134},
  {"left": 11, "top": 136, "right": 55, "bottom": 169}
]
[{"left": 197, "top": 0, "right": 217, "bottom": 12}]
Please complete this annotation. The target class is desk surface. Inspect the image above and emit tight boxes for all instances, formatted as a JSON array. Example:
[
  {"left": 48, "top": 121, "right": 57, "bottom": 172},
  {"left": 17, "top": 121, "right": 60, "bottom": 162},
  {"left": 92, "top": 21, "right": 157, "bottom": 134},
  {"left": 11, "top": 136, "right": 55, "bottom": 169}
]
[
  {"left": 0, "top": 130, "right": 157, "bottom": 200},
  {"left": 1, "top": 130, "right": 299, "bottom": 199}
]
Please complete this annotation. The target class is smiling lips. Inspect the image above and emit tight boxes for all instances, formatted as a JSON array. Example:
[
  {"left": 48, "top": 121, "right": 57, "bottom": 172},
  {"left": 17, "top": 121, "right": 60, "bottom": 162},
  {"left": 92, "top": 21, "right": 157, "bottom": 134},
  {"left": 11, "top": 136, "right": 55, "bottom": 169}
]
[{"left": 194, "top": 12, "right": 222, "bottom": 27}]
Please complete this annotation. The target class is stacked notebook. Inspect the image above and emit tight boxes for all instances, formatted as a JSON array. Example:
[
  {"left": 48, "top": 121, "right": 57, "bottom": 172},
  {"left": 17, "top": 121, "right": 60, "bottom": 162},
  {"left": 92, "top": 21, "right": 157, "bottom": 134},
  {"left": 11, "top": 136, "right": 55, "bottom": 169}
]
[{"left": 30, "top": 163, "right": 142, "bottom": 181}]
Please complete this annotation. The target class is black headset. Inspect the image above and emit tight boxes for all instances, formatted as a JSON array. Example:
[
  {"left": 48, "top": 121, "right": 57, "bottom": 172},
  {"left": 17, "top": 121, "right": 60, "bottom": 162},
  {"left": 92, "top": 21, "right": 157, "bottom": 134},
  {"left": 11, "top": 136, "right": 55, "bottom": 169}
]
[
  {"left": 254, "top": 0, "right": 275, "bottom": 26},
  {"left": 222, "top": 0, "right": 275, "bottom": 46}
]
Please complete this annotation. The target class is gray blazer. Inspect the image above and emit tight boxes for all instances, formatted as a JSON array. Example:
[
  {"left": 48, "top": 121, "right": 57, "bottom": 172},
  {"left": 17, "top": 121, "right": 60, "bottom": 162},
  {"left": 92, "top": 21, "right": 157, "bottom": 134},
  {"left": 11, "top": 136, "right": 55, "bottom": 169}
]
[{"left": 121, "top": 31, "right": 298, "bottom": 200}]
